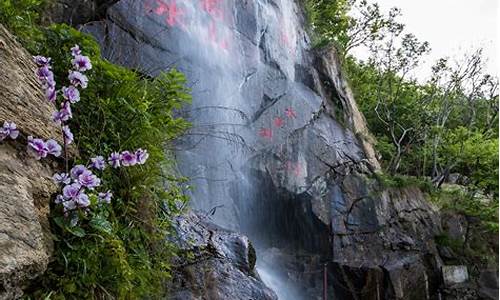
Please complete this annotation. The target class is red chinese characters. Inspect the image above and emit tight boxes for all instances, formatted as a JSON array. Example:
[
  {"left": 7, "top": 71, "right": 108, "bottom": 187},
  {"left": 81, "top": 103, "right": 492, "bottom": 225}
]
[
  {"left": 257, "top": 107, "right": 299, "bottom": 140},
  {"left": 274, "top": 117, "right": 284, "bottom": 128},
  {"left": 147, "top": 0, "right": 186, "bottom": 28},
  {"left": 285, "top": 107, "right": 297, "bottom": 119},
  {"left": 201, "top": 0, "right": 224, "bottom": 20},
  {"left": 259, "top": 128, "right": 273, "bottom": 139}
]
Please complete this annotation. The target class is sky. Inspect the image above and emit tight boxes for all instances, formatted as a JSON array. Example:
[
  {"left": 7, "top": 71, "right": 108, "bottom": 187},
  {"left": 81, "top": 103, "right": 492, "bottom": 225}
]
[{"left": 351, "top": 0, "right": 499, "bottom": 81}]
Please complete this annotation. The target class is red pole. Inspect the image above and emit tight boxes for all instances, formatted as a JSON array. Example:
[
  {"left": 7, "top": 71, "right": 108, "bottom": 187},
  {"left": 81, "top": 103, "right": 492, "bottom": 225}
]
[{"left": 323, "top": 263, "right": 328, "bottom": 300}]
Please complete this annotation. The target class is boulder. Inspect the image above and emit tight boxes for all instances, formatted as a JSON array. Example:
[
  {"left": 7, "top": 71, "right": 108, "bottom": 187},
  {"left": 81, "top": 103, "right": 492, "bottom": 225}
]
[{"left": 168, "top": 211, "right": 277, "bottom": 300}]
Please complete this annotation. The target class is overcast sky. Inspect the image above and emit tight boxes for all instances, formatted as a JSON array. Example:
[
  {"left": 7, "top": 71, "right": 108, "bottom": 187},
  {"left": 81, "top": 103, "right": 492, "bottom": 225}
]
[{"left": 351, "top": 0, "right": 499, "bottom": 81}]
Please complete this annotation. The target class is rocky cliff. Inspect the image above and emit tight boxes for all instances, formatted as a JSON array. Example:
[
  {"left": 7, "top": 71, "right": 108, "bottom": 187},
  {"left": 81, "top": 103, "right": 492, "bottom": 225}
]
[
  {"left": 0, "top": 0, "right": 496, "bottom": 299},
  {"left": 73, "top": 1, "right": 453, "bottom": 298},
  {"left": 0, "top": 25, "right": 64, "bottom": 300},
  {"left": 71, "top": 0, "right": 484, "bottom": 299}
]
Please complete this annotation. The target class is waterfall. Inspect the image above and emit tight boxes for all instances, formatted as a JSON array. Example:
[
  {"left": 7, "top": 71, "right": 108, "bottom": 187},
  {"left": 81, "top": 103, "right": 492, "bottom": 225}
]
[{"left": 84, "top": 0, "right": 335, "bottom": 298}]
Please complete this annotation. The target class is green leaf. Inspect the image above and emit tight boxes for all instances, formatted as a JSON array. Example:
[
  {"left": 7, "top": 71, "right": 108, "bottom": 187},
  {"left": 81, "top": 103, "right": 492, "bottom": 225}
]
[
  {"left": 68, "top": 226, "right": 86, "bottom": 238},
  {"left": 53, "top": 216, "right": 66, "bottom": 229},
  {"left": 90, "top": 216, "right": 113, "bottom": 235}
]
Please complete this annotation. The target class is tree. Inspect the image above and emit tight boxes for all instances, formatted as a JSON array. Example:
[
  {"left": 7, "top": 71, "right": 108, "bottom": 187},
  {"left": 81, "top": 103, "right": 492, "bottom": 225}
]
[
  {"left": 424, "top": 50, "right": 498, "bottom": 187},
  {"left": 304, "top": 0, "right": 403, "bottom": 57},
  {"left": 364, "top": 23, "right": 430, "bottom": 174}
]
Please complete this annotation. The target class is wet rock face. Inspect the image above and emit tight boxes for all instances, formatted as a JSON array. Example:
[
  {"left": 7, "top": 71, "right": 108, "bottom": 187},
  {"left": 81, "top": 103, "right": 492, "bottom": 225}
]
[
  {"left": 0, "top": 25, "right": 63, "bottom": 299},
  {"left": 238, "top": 162, "right": 444, "bottom": 299},
  {"left": 41, "top": 0, "right": 120, "bottom": 26},
  {"left": 169, "top": 211, "right": 277, "bottom": 300},
  {"left": 82, "top": 0, "right": 377, "bottom": 229},
  {"left": 81, "top": 0, "right": 442, "bottom": 298}
]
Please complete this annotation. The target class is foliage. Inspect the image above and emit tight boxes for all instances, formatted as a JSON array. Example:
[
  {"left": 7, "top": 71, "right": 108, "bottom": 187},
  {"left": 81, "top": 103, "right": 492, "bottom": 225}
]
[
  {"left": 0, "top": 0, "right": 45, "bottom": 47},
  {"left": 303, "top": 0, "right": 351, "bottom": 49},
  {"left": 304, "top": 0, "right": 498, "bottom": 243},
  {"left": 373, "top": 172, "right": 434, "bottom": 194},
  {"left": 24, "top": 25, "right": 191, "bottom": 299},
  {"left": 303, "top": 0, "right": 403, "bottom": 56},
  {"left": 431, "top": 186, "right": 498, "bottom": 233}
]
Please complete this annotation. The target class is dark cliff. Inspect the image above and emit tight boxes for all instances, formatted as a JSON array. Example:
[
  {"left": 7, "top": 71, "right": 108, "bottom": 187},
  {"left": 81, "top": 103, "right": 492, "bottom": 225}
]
[{"left": 74, "top": 1, "right": 448, "bottom": 298}]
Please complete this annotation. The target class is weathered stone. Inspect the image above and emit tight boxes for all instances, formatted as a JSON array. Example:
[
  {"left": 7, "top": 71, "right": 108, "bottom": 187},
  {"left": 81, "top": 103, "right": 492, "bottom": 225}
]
[
  {"left": 168, "top": 211, "right": 277, "bottom": 300},
  {"left": 442, "top": 212, "right": 467, "bottom": 243},
  {"left": 0, "top": 25, "right": 63, "bottom": 299},
  {"left": 41, "top": 0, "right": 120, "bottom": 26}
]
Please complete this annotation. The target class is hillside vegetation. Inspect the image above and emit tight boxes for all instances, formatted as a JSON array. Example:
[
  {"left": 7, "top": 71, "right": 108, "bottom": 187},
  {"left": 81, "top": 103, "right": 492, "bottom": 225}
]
[{"left": 304, "top": 0, "right": 498, "bottom": 265}]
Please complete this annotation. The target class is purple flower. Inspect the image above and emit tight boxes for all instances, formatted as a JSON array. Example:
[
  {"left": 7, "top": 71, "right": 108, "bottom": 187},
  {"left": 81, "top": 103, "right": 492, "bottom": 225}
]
[
  {"left": 63, "top": 199, "right": 77, "bottom": 212},
  {"left": 121, "top": 151, "right": 137, "bottom": 166},
  {"left": 78, "top": 170, "right": 101, "bottom": 189},
  {"left": 0, "top": 121, "right": 19, "bottom": 140},
  {"left": 108, "top": 152, "right": 122, "bottom": 168},
  {"left": 98, "top": 191, "right": 113, "bottom": 204},
  {"left": 52, "top": 109, "right": 69, "bottom": 123},
  {"left": 33, "top": 55, "right": 51, "bottom": 66},
  {"left": 43, "top": 77, "right": 56, "bottom": 91},
  {"left": 71, "top": 45, "right": 81, "bottom": 57},
  {"left": 54, "top": 194, "right": 65, "bottom": 204},
  {"left": 72, "top": 55, "right": 92, "bottom": 72},
  {"left": 68, "top": 71, "right": 88, "bottom": 89},
  {"left": 62, "top": 86, "right": 80, "bottom": 103},
  {"left": 36, "top": 66, "right": 53, "bottom": 81},
  {"left": 53, "top": 173, "right": 71, "bottom": 185},
  {"left": 135, "top": 148, "right": 149, "bottom": 165},
  {"left": 52, "top": 102, "right": 72, "bottom": 124},
  {"left": 75, "top": 192, "right": 90, "bottom": 208},
  {"left": 70, "top": 165, "right": 88, "bottom": 179},
  {"left": 27, "top": 136, "right": 47, "bottom": 160},
  {"left": 45, "top": 86, "right": 57, "bottom": 103},
  {"left": 46, "top": 139, "right": 62, "bottom": 157},
  {"left": 36, "top": 66, "right": 51, "bottom": 77},
  {"left": 36, "top": 67, "right": 56, "bottom": 91},
  {"left": 90, "top": 156, "right": 106, "bottom": 170},
  {"left": 62, "top": 125, "right": 74, "bottom": 144},
  {"left": 63, "top": 183, "right": 82, "bottom": 199}
]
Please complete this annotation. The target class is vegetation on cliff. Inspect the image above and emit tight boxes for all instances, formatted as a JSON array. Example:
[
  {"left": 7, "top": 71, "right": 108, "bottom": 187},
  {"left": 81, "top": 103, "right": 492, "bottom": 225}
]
[
  {"left": 2, "top": 1, "right": 191, "bottom": 298},
  {"left": 305, "top": 0, "right": 498, "bottom": 268}
]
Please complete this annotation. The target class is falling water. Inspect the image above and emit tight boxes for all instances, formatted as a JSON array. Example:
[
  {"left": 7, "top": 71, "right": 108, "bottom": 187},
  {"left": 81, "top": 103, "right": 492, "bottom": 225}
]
[
  {"left": 84, "top": 0, "right": 322, "bottom": 298},
  {"left": 257, "top": 264, "right": 303, "bottom": 300}
]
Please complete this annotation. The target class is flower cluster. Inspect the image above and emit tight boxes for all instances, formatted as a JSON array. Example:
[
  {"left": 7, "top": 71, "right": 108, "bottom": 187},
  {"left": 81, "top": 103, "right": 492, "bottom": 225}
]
[
  {"left": 0, "top": 121, "right": 19, "bottom": 141},
  {"left": 53, "top": 164, "right": 104, "bottom": 212},
  {"left": 52, "top": 147, "right": 148, "bottom": 212},
  {"left": 27, "top": 136, "right": 62, "bottom": 160},
  {"left": 34, "top": 55, "right": 57, "bottom": 102},
  {"left": 34, "top": 45, "right": 91, "bottom": 147},
  {"left": 31, "top": 46, "right": 149, "bottom": 218},
  {"left": 108, "top": 149, "right": 149, "bottom": 168}
]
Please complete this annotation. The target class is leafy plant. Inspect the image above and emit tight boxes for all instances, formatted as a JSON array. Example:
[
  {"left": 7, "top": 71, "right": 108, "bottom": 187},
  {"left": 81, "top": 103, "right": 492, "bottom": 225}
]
[
  {"left": 24, "top": 25, "right": 191, "bottom": 299},
  {"left": 0, "top": 0, "right": 45, "bottom": 48}
]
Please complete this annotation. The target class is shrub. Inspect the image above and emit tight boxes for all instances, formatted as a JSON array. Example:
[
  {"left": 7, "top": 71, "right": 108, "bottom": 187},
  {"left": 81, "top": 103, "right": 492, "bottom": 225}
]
[{"left": 25, "top": 24, "right": 191, "bottom": 299}]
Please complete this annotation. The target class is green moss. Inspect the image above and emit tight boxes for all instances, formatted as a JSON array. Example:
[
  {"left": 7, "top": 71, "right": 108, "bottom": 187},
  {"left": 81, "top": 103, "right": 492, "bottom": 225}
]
[
  {"left": 0, "top": 0, "right": 46, "bottom": 49},
  {"left": 22, "top": 25, "right": 192, "bottom": 299},
  {"left": 373, "top": 172, "right": 434, "bottom": 194},
  {"left": 430, "top": 187, "right": 498, "bottom": 234}
]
